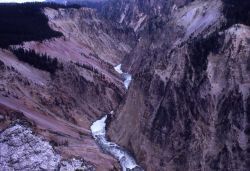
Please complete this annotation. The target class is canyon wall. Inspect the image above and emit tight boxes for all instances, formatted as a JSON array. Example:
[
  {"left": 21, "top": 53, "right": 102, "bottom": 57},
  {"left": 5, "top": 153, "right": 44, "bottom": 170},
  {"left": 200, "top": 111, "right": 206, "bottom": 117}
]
[{"left": 108, "top": 0, "right": 250, "bottom": 170}]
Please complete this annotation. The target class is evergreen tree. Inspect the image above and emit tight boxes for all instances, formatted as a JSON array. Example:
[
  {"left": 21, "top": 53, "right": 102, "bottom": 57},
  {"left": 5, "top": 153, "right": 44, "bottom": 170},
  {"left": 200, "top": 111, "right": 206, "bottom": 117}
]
[{"left": 11, "top": 48, "right": 62, "bottom": 74}]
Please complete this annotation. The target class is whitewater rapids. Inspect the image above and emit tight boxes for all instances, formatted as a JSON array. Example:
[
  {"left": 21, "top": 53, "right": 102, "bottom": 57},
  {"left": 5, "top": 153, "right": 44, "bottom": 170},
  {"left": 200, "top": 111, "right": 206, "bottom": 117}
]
[
  {"left": 114, "top": 64, "right": 132, "bottom": 89},
  {"left": 90, "top": 115, "right": 144, "bottom": 171}
]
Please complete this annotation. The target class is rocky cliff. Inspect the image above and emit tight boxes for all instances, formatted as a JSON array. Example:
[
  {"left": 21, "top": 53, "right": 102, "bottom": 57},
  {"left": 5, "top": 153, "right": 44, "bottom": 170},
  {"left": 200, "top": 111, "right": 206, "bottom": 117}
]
[{"left": 107, "top": 0, "right": 250, "bottom": 171}]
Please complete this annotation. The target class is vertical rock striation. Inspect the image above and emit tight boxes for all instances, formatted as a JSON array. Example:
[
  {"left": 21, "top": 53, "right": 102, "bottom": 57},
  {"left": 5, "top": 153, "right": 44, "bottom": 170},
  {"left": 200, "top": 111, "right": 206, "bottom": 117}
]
[{"left": 108, "top": 0, "right": 250, "bottom": 170}]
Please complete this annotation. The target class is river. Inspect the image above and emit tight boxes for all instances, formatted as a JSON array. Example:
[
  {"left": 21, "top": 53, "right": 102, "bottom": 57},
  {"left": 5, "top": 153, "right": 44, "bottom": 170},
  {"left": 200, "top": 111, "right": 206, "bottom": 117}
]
[{"left": 90, "top": 64, "right": 143, "bottom": 171}]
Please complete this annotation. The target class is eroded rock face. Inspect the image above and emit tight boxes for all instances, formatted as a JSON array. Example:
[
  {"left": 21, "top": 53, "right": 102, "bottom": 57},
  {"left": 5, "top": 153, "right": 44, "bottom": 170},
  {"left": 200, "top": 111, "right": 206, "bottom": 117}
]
[
  {"left": 108, "top": 0, "right": 250, "bottom": 171},
  {"left": 59, "top": 158, "right": 95, "bottom": 171},
  {"left": 102, "top": 0, "right": 194, "bottom": 32},
  {"left": 41, "top": 6, "right": 135, "bottom": 65},
  {"left": 0, "top": 123, "right": 96, "bottom": 171},
  {"left": 0, "top": 124, "right": 61, "bottom": 171}
]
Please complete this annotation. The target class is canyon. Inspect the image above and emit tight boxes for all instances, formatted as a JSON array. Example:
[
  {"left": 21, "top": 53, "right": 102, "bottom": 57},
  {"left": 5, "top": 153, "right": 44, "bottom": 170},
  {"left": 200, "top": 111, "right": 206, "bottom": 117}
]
[{"left": 0, "top": 0, "right": 250, "bottom": 171}]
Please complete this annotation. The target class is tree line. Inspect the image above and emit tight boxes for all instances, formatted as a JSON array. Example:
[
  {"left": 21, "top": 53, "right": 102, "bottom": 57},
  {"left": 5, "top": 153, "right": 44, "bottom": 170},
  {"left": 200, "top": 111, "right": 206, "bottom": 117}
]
[
  {"left": 0, "top": 2, "right": 81, "bottom": 48},
  {"left": 11, "top": 48, "right": 62, "bottom": 74}
]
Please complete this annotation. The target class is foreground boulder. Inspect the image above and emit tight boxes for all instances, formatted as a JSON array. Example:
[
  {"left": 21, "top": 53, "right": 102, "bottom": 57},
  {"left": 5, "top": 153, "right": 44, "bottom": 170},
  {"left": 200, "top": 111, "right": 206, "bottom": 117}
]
[{"left": 0, "top": 123, "right": 96, "bottom": 171}]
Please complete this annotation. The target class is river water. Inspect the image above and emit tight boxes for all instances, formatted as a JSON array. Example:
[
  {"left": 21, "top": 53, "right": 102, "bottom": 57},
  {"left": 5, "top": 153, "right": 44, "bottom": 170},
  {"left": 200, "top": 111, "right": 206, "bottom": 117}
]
[
  {"left": 114, "top": 64, "right": 132, "bottom": 89},
  {"left": 90, "top": 64, "right": 143, "bottom": 170},
  {"left": 90, "top": 115, "right": 143, "bottom": 171}
]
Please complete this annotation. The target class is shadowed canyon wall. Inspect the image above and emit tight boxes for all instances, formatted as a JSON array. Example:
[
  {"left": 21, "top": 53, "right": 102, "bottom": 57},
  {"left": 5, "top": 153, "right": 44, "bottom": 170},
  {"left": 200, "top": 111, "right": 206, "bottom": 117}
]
[{"left": 107, "top": 0, "right": 250, "bottom": 171}]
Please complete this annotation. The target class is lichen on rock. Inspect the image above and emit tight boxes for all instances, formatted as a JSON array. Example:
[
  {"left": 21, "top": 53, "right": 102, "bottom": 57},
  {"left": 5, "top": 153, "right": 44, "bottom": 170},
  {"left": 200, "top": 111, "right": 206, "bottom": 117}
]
[
  {"left": 0, "top": 123, "right": 95, "bottom": 171},
  {"left": 0, "top": 124, "right": 61, "bottom": 171}
]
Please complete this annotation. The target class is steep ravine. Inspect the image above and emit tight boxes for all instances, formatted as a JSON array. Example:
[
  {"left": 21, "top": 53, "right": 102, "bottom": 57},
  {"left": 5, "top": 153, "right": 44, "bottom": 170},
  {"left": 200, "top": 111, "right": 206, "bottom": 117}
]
[{"left": 90, "top": 64, "right": 142, "bottom": 171}]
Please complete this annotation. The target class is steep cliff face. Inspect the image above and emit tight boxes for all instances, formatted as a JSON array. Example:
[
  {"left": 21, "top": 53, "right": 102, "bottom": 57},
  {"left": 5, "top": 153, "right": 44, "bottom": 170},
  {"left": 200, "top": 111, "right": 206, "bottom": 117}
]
[
  {"left": 18, "top": 7, "right": 134, "bottom": 65},
  {"left": 102, "top": 0, "right": 194, "bottom": 32},
  {"left": 108, "top": 0, "right": 250, "bottom": 171}
]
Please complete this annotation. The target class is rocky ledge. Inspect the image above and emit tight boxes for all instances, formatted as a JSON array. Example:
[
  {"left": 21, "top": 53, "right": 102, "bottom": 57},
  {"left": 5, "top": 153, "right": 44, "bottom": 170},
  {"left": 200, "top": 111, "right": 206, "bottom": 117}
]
[{"left": 0, "top": 123, "right": 95, "bottom": 171}]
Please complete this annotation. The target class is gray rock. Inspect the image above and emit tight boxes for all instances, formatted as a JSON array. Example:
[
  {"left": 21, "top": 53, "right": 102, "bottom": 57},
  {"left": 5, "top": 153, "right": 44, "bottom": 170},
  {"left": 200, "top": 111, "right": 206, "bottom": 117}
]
[
  {"left": 59, "top": 158, "right": 95, "bottom": 171},
  {"left": 0, "top": 124, "right": 96, "bottom": 171},
  {"left": 0, "top": 124, "right": 61, "bottom": 171}
]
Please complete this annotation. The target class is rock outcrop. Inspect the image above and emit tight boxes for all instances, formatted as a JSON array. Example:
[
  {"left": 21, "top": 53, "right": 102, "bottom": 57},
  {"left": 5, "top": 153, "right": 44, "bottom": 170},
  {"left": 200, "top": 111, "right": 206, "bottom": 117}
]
[
  {"left": 0, "top": 123, "right": 96, "bottom": 171},
  {"left": 59, "top": 158, "right": 95, "bottom": 171},
  {"left": 0, "top": 124, "right": 61, "bottom": 171}
]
